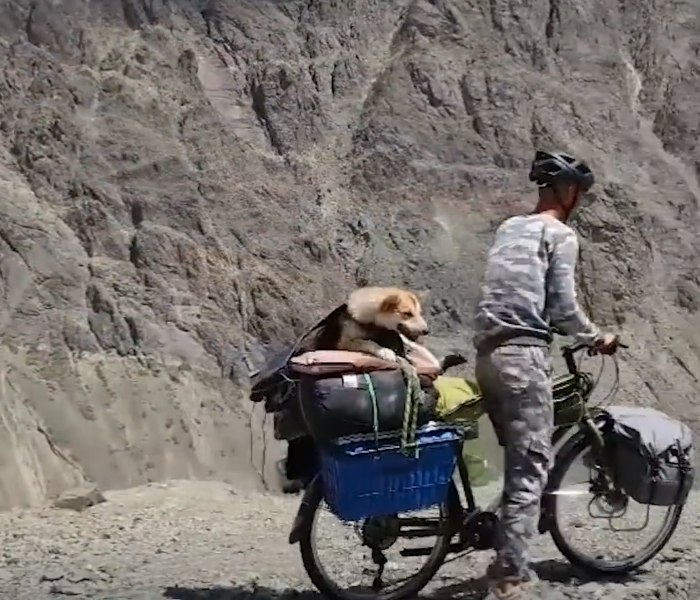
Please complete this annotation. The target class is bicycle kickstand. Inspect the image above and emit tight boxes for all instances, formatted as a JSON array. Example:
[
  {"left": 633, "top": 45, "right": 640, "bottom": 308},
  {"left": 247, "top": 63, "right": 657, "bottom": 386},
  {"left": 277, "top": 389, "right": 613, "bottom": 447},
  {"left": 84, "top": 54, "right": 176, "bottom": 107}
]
[{"left": 371, "top": 547, "right": 387, "bottom": 591}]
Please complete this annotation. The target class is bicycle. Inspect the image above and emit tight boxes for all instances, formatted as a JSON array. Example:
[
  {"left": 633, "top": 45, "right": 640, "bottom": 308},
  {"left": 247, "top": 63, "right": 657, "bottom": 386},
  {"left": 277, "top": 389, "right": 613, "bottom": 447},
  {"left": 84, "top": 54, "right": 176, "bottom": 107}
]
[{"left": 288, "top": 342, "right": 686, "bottom": 600}]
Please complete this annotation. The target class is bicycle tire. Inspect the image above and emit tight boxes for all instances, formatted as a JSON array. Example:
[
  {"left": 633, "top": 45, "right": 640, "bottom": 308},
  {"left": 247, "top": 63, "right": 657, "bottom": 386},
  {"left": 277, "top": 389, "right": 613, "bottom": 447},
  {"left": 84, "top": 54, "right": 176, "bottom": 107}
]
[
  {"left": 546, "top": 428, "right": 684, "bottom": 574},
  {"left": 298, "top": 480, "right": 460, "bottom": 600}
]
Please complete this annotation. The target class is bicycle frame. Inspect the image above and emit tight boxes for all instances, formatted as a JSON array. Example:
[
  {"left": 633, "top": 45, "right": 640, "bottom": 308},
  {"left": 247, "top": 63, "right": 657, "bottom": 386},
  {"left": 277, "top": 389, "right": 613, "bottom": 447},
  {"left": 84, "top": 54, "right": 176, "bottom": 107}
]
[
  {"left": 426, "top": 343, "right": 614, "bottom": 536},
  {"left": 443, "top": 402, "right": 608, "bottom": 548},
  {"left": 288, "top": 343, "right": 619, "bottom": 548}
]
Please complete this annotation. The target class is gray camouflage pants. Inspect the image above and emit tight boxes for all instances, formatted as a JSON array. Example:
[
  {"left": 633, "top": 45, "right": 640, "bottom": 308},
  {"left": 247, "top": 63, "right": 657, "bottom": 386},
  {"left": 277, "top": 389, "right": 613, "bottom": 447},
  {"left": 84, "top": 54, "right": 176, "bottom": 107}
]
[{"left": 474, "top": 345, "right": 554, "bottom": 583}]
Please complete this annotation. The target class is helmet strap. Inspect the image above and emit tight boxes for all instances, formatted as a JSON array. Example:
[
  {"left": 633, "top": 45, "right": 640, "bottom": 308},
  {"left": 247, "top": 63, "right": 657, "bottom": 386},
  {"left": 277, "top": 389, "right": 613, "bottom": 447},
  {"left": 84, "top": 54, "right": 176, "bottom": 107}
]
[{"left": 553, "top": 182, "right": 578, "bottom": 222}]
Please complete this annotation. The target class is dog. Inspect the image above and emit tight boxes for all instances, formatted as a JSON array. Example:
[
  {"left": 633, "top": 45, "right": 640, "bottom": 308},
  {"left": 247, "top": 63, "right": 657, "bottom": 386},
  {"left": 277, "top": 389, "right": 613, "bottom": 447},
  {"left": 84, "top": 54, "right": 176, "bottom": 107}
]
[{"left": 335, "top": 286, "right": 430, "bottom": 363}]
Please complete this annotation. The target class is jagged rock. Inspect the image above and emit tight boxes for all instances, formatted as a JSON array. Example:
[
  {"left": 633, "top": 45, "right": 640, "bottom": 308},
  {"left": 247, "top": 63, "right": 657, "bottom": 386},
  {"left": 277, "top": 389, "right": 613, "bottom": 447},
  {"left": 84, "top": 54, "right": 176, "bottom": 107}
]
[
  {"left": 0, "top": 0, "right": 699, "bottom": 510},
  {"left": 51, "top": 486, "right": 106, "bottom": 512},
  {"left": 39, "top": 568, "right": 65, "bottom": 583}
]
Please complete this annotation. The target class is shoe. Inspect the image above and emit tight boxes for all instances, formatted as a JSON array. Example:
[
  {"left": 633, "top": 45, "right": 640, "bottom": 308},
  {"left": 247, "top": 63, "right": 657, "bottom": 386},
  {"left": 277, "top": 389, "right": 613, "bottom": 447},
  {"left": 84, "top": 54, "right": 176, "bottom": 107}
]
[
  {"left": 484, "top": 579, "right": 536, "bottom": 600},
  {"left": 485, "top": 567, "right": 539, "bottom": 600}
]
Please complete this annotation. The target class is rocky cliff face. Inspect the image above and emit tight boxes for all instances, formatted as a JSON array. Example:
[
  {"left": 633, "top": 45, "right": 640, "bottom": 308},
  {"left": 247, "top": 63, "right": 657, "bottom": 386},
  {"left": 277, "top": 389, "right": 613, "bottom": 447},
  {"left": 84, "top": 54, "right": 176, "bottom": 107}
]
[{"left": 0, "top": 0, "right": 699, "bottom": 509}]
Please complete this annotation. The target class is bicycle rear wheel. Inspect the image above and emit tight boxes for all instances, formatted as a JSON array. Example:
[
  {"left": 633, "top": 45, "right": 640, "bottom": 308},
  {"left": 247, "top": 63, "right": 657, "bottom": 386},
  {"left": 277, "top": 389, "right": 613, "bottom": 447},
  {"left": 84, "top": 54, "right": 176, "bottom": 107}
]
[
  {"left": 298, "top": 479, "right": 461, "bottom": 600},
  {"left": 545, "top": 429, "right": 684, "bottom": 574}
]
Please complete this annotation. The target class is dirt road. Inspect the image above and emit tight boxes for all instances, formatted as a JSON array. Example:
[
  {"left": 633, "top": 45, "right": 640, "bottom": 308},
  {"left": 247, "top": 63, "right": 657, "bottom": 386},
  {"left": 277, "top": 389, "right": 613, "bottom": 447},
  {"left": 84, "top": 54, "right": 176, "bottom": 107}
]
[{"left": 0, "top": 481, "right": 696, "bottom": 600}]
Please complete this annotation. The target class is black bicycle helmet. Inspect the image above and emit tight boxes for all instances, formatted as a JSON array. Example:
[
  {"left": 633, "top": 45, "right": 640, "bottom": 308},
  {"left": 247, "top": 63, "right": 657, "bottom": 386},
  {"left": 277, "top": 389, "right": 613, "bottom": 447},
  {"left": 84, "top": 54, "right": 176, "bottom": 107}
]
[{"left": 528, "top": 150, "right": 595, "bottom": 193}]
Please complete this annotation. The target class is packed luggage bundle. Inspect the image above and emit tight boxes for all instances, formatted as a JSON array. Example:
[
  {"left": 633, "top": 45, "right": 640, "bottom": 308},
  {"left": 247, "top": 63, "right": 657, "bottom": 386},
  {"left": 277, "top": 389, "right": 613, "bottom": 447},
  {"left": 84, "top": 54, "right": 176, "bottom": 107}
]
[
  {"left": 249, "top": 319, "right": 473, "bottom": 519},
  {"left": 258, "top": 348, "right": 442, "bottom": 442},
  {"left": 290, "top": 350, "right": 439, "bottom": 444},
  {"left": 247, "top": 302, "right": 493, "bottom": 518},
  {"left": 280, "top": 349, "right": 467, "bottom": 520}
]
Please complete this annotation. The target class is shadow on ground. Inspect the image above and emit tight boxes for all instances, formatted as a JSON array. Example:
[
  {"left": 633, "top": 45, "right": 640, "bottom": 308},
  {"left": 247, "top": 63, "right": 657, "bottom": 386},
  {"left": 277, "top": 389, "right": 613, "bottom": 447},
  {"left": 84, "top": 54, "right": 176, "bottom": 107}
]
[
  {"left": 164, "top": 586, "right": 321, "bottom": 600},
  {"left": 163, "top": 558, "right": 645, "bottom": 600},
  {"left": 427, "top": 558, "right": 646, "bottom": 600}
]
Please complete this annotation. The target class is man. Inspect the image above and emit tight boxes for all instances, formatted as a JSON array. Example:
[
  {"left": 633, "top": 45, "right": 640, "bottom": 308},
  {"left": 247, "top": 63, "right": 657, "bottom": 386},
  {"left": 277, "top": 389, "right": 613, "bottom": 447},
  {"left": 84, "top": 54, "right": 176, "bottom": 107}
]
[{"left": 473, "top": 150, "right": 619, "bottom": 599}]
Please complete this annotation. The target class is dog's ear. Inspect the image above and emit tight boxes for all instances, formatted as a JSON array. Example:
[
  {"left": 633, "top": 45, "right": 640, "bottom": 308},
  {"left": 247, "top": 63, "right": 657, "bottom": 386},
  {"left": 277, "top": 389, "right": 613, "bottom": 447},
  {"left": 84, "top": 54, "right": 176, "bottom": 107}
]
[
  {"left": 413, "top": 289, "right": 431, "bottom": 304},
  {"left": 379, "top": 294, "right": 401, "bottom": 313}
]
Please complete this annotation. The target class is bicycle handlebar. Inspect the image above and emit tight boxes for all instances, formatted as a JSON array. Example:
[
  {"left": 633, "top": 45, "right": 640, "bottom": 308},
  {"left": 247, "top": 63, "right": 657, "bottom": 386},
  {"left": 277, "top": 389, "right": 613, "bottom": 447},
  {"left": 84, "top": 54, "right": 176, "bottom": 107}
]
[{"left": 561, "top": 339, "right": 628, "bottom": 375}]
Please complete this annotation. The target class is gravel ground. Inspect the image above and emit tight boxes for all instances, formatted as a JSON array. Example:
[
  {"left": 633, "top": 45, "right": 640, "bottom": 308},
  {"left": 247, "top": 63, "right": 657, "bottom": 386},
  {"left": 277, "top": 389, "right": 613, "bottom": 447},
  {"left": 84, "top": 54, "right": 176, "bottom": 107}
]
[{"left": 0, "top": 480, "right": 697, "bottom": 600}]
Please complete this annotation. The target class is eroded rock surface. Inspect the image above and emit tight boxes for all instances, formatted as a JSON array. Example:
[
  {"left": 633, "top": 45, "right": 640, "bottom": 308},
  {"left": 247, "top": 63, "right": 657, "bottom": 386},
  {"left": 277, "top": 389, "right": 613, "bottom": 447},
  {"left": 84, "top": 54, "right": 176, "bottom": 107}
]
[{"left": 0, "top": 0, "right": 700, "bottom": 507}]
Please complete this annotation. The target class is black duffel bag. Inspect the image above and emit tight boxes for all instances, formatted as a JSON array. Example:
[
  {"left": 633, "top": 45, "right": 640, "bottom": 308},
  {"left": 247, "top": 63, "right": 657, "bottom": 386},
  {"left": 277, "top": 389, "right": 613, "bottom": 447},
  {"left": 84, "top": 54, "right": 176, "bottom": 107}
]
[{"left": 298, "top": 369, "right": 438, "bottom": 445}]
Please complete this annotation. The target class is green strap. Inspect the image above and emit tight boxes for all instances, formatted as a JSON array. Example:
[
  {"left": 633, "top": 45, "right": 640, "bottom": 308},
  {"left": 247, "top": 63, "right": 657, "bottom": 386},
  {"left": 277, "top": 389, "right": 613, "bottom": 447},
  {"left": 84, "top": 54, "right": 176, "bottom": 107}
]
[
  {"left": 399, "top": 358, "right": 421, "bottom": 458},
  {"left": 363, "top": 361, "right": 422, "bottom": 458},
  {"left": 362, "top": 373, "right": 380, "bottom": 446}
]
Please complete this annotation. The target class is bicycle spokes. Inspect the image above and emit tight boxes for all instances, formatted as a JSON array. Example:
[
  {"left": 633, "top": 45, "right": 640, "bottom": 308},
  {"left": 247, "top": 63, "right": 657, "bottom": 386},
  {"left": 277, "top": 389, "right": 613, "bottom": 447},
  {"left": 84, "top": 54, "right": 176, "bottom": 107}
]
[{"left": 552, "top": 442, "right": 680, "bottom": 566}]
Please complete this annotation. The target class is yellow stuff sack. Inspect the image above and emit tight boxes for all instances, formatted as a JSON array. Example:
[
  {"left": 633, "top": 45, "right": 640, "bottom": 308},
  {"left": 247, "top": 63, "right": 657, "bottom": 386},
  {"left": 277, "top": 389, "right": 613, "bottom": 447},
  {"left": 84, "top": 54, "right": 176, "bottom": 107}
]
[
  {"left": 433, "top": 376, "right": 497, "bottom": 487},
  {"left": 433, "top": 376, "right": 483, "bottom": 422}
]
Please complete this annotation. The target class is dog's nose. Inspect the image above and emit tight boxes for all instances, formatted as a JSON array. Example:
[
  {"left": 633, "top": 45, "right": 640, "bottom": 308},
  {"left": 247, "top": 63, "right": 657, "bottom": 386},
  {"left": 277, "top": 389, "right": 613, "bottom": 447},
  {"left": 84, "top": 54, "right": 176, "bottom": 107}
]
[{"left": 422, "top": 327, "right": 430, "bottom": 336}]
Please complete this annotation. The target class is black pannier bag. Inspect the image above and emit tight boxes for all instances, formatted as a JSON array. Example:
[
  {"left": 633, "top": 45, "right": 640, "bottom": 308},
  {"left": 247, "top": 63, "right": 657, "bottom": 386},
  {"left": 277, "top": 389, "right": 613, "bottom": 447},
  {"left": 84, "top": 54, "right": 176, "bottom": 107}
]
[
  {"left": 297, "top": 369, "right": 438, "bottom": 445},
  {"left": 601, "top": 406, "right": 695, "bottom": 507}
]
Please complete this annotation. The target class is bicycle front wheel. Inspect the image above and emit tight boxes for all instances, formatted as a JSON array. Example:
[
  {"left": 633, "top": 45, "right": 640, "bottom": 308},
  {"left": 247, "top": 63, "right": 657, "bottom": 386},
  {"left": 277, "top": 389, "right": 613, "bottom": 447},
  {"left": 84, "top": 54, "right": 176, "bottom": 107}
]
[{"left": 545, "top": 429, "right": 684, "bottom": 574}]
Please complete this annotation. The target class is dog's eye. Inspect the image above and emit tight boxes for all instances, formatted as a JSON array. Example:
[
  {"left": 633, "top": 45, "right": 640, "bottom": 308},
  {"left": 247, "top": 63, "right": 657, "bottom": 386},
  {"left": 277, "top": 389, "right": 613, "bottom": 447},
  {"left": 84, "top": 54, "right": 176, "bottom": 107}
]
[{"left": 401, "top": 311, "right": 414, "bottom": 318}]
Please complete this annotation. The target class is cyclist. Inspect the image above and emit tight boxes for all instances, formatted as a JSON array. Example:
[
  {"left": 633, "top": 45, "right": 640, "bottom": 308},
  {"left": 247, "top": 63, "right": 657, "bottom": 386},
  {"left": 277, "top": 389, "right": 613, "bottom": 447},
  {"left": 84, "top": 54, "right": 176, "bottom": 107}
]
[{"left": 472, "top": 150, "right": 619, "bottom": 599}]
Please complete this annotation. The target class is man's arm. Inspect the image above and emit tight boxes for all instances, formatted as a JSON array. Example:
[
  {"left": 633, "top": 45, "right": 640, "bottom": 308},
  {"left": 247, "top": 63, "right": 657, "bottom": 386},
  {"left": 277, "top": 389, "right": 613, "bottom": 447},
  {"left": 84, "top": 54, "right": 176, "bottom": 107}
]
[{"left": 546, "top": 230, "right": 601, "bottom": 344}]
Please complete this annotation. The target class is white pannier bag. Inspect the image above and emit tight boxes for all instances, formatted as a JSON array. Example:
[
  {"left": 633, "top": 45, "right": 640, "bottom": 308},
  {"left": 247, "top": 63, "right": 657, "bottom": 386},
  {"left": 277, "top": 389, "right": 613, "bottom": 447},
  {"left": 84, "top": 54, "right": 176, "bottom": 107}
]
[{"left": 600, "top": 406, "right": 694, "bottom": 507}]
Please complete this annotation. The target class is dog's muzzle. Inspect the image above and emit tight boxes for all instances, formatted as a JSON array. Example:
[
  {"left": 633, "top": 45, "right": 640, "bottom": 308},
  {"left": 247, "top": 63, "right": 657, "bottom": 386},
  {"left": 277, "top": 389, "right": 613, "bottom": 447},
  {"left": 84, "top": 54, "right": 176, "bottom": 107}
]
[{"left": 399, "top": 323, "right": 429, "bottom": 341}]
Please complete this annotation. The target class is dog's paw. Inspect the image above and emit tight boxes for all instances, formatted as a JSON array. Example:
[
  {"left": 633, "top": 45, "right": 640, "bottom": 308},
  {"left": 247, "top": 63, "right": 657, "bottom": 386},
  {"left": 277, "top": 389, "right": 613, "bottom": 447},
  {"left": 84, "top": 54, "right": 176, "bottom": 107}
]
[
  {"left": 441, "top": 354, "right": 468, "bottom": 371},
  {"left": 377, "top": 348, "right": 398, "bottom": 362}
]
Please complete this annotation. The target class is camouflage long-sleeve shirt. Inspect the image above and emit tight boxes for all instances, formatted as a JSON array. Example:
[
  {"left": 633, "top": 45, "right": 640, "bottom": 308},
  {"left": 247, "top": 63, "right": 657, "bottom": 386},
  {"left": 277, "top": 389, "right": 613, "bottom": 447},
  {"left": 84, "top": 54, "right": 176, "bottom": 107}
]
[{"left": 473, "top": 213, "right": 601, "bottom": 353}]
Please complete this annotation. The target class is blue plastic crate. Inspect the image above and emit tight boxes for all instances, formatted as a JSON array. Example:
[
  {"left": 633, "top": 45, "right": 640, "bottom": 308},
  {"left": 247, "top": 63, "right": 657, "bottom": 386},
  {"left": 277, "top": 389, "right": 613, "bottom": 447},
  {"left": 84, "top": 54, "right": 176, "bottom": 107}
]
[{"left": 318, "top": 423, "right": 464, "bottom": 522}]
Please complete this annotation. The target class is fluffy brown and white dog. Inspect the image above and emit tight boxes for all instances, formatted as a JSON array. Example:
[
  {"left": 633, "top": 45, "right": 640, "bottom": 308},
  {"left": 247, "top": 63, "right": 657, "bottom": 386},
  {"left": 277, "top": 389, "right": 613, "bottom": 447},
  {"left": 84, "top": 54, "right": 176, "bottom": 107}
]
[{"left": 335, "top": 286, "right": 430, "bottom": 363}]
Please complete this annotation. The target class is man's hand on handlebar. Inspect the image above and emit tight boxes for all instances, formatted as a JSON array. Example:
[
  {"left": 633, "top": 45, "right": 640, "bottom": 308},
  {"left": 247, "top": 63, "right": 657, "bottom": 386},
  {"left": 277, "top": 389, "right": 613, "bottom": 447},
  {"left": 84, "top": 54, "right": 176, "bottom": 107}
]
[
  {"left": 591, "top": 333, "right": 622, "bottom": 356},
  {"left": 561, "top": 337, "right": 627, "bottom": 374}
]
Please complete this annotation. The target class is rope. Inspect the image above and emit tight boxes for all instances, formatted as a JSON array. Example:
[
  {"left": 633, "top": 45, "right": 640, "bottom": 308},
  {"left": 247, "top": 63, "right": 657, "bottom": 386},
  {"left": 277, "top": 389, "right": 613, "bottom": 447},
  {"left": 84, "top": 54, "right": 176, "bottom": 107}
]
[
  {"left": 248, "top": 404, "right": 270, "bottom": 491},
  {"left": 397, "top": 356, "right": 424, "bottom": 458},
  {"left": 331, "top": 361, "right": 423, "bottom": 456}
]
